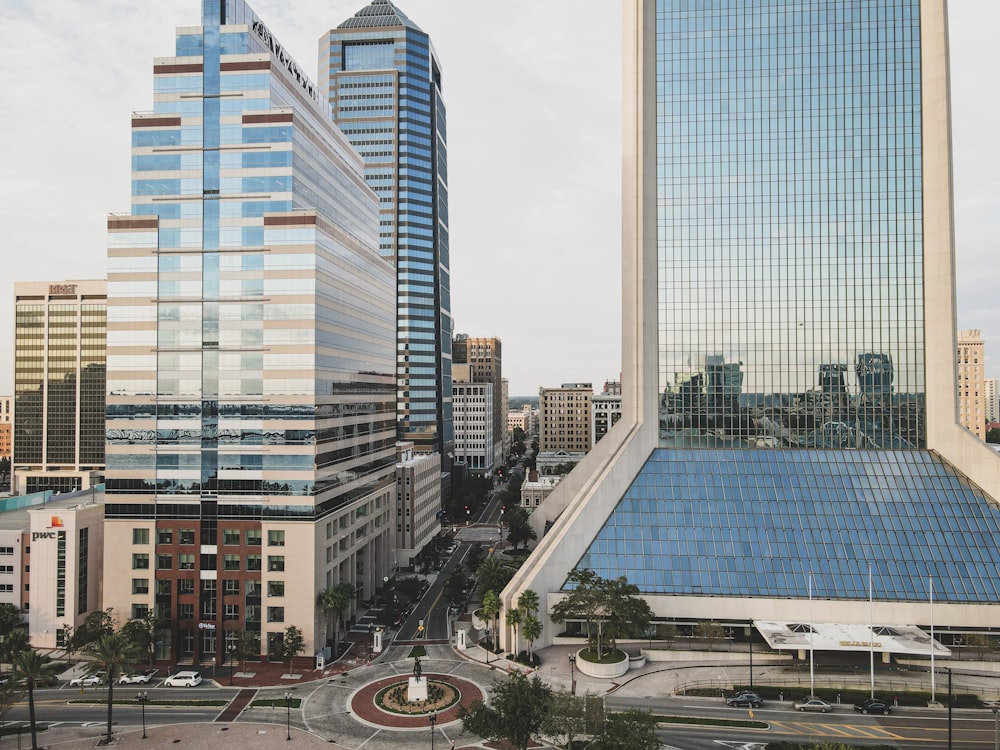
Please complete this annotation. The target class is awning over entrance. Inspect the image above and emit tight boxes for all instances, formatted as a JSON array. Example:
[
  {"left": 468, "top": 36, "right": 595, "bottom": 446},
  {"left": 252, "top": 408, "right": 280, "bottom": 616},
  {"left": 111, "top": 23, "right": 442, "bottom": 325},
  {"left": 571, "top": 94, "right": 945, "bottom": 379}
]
[{"left": 755, "top": 620, "right": 951, "bottom": 657}]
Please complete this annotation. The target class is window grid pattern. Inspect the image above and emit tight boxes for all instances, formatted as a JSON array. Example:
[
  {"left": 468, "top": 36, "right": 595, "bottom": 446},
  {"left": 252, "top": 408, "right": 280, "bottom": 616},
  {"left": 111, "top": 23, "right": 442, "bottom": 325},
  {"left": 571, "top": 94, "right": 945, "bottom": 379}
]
[
  {"left": 655, "top": 0, "right": 924, "bottom": 451},
  {"left": 575, "top": 450, "right": 1000, "bottom": 603}
]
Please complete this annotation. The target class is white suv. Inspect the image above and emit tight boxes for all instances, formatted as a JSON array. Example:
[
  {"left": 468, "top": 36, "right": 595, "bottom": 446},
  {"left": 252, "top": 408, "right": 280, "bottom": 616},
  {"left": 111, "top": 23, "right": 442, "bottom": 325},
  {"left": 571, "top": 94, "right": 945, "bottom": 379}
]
[{"left": 162, "top": 671, "right": 202, "bottom": 687}]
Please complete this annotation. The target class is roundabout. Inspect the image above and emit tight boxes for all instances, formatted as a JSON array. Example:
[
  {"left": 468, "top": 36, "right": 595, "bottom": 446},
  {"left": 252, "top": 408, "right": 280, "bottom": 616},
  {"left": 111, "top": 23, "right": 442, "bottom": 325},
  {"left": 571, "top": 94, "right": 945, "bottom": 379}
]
[{"left": 349, "top": 673, "right": 485, "bottom": 729}]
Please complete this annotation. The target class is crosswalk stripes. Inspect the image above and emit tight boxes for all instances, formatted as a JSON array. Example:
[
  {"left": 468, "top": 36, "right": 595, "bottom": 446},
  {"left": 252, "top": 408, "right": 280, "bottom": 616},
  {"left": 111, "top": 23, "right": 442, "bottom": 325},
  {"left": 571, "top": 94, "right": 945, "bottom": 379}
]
[{"left": 769, "top": 720, "right": 904, "bottom": 740}]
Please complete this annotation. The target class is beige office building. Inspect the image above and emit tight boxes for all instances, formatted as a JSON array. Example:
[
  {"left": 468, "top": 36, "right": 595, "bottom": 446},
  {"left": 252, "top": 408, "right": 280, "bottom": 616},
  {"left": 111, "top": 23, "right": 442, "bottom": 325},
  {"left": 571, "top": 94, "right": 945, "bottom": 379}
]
[
  {"left": 538, "top": 383, "right": 593, "bottom": 453},
  {"left": 957, "top": 329, "right": 985, "bottom": 439}
]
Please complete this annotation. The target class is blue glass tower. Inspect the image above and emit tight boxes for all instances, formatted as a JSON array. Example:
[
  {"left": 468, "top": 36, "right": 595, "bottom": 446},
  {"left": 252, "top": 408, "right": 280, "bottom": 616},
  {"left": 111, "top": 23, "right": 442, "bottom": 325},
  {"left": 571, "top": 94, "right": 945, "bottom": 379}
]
[
  {"left": 322, "top": 0, "right": 454, "bottom": 463},
  {"left": 104, "top": 0, "right": 397, "bottom": 665},
  {"left": 505, "top": 0, "right": 1000, "bottom": 647}
]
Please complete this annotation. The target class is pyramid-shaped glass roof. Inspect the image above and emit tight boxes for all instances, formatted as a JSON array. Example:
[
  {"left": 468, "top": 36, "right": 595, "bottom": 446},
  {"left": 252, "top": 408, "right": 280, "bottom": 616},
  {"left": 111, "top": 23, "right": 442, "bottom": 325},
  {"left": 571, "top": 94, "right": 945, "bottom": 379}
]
[{"left": 337, "top": 0, "right": 423, "bottom": 32}]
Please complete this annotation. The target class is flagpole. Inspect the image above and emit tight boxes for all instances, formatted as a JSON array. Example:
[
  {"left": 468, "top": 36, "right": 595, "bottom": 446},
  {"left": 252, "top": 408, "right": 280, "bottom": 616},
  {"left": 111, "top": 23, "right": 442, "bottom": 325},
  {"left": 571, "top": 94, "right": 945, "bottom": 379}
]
[
  {"left": 869, "top": 562, "right": 875, "bottom": 699},
  {"left": 930, "top": 576, "right": 936, "bottom": 703},
  {"left": 809, "top": 570, "right": 815, "bottom": 698}
]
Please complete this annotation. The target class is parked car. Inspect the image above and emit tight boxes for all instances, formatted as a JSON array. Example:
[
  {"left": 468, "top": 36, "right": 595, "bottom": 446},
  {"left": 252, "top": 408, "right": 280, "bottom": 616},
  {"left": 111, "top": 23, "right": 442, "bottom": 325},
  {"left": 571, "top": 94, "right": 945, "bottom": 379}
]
[
  {"left": 794, "top": 697, "right": 834, "bottom": 713},
  {"left": 69, "top": 674, "right": 103, "bottom": 687},
  {"left": 854, "top": 698, "right": 892, "bottom": 715},
  {"left": 119, "top": 669, "right": 157, "bottom": 685},
  {"left": 163, "top": 670, "right": 202, "bottom": 688},
  {"left": 726, "top": 691, "right": 763, "bottom": 708}
]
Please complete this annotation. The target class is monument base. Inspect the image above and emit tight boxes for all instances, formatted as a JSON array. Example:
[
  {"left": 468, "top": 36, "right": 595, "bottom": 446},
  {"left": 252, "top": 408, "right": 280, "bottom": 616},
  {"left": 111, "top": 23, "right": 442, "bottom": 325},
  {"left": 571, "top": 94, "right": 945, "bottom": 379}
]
[{"left": 407, "top": 676, "right": 428, "bottom": 702}]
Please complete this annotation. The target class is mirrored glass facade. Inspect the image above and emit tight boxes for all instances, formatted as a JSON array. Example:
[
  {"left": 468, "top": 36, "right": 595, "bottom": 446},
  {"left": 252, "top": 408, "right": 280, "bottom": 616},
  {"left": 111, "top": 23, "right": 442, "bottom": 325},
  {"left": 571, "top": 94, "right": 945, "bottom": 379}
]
[
  {"left": 323, "top": 0, "right": 454, "bottom": 458},
  {"left": 568, "top": 1, "right": 1000, "bottom": 607},
  {"left": 656, "top": 0, "right": 924, "bottom": 450}
]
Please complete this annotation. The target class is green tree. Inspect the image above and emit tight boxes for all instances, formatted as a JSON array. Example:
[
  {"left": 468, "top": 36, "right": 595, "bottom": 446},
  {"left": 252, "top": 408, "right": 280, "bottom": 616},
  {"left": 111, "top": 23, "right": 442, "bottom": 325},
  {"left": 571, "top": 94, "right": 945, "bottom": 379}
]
[
  {"left": 120, "top": 611, "right": 159, "bottom": 668},
  {"left": 540, "top": 690, "right": 587, "bottom": 750},
  {"left": 477, "top": 556, "right": 513, "bottom": 599},
  {"left": 465, "top": 543, "right": 486, "bottom": 572},
  {"left": 73, "top": 608, "right": 116, "bottom": 651},
  {"left": 966, "top": 632, "right": 993, "bottom": 659},
  {"left": 281, "top": 625, "right": 305, "bottom": 675},
  {"left": 397, "top": 576, "right": 424, "bottom": 601},
  {"left": 61, "top": 623, "right": 77, "bottom": 665},
  {"left": 458, "top": 671, "right": 553, "bottom": 750},
  {"left": 517, "top": 589, "right": 540, "bottom": 618},
  {"left": 444, "top": 570, "right": 470, "bottom": 607},
  {"left": 481, "top": 590, "right": 502, "bottom": 651},
  {"left": 232, "top": 630, "right": 256, "bottom": 674},
  {"left": 0, "top": 680, "right": 25, "bottom": 737},
  {"left": 602, "top": 576, "right": 653, "bottom": 653},
  {"left": 12, "top": 649, "right": 61, "bottom": 750},
  {"left": 317, "top": 582, "right": 354, "bottom": 657},
  {"left": 0, "top": 628, "right": 28, "bottom": 678},
  {"left": 0, "top": 457, "right": 9, "bottom": 483},
  {"left": 694, "top": 620, "right": 725, "bottom": 652},
  {"left": 505, "top": 507, "right": 537, "bottom": 551},
  {"left": 589, "top": 708, "right": 662, "bottom": 750},
  {"left": 521, "top": 614, "right": 542, "bottom": 662},
  {"left": 551, "top": 569, "right": 606, "bottom": 656},
  {"left": 986, "top": 427, "right": 1000, "bottom": 444},
  {"left": 83, "top": 632, "right": 139, "bottom": 745},
  {"left": 661, "top": 623, "right": 679, "bottom": 649}
]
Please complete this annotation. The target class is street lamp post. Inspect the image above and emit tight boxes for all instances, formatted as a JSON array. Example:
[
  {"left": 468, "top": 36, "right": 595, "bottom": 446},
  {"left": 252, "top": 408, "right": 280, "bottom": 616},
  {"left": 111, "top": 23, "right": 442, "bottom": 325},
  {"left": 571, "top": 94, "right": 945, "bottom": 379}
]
[
  {"left": 429, "top": 711, "right": 437, "bottom": 750},
  {"left": 136, "top": 691, "right": 148, "bottom": 740},
  {"left": 748, "top": 619, "right": 754, "bottom": 692},
  {"left": 568, "top": 653, "right": 576, "bottom": 695},
  {"left": 992, "top": 707, "right": 999, "bottom": 750},
  {"left": 229, "top": 645, "right": 236, "bottom": 686},
  {"left": 284, "top": 691, "right": 293, "bottom": 741}
]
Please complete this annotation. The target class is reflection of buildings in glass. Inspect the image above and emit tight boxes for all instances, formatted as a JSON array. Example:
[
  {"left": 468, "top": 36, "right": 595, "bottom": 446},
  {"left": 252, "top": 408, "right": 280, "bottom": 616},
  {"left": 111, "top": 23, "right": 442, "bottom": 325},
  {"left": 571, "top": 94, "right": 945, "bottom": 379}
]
[{"left": 505, "top": 0, "right": 1000, "bottom": 653}]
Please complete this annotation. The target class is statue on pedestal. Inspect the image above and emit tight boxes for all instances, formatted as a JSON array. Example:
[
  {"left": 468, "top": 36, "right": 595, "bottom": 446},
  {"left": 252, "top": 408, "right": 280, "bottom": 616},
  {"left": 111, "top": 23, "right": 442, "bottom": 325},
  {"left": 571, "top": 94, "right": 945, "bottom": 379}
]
[{"left": 413, "top": 656, "right": 423, "bottom": 683}]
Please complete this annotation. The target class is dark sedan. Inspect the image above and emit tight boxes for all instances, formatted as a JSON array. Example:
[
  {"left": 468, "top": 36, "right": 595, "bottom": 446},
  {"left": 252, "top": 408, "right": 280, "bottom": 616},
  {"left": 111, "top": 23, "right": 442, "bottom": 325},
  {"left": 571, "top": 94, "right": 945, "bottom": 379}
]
[{"left": 854, "top": 698, "right": 893, "bottom": 715}]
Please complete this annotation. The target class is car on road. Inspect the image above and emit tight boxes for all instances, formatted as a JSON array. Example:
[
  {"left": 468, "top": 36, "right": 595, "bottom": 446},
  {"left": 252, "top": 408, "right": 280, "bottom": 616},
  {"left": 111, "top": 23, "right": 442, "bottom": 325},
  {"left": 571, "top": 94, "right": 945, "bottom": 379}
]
[
  {"left": 69, "top": 674, "right": 104, "bottom": 687},
  {"left": 163, "top": 670, "right": 202, "bottom": 687},
  {"left": 726, "top": 691, "right": 763, "bottom": 708},
  {"left": 854, "top": 698, "right": 892, "bottom": 715},
  {"left": 119, "top": 669, "right": 157, "bottom": 685},
  {"left": 793, "top": 697, "right": 834, "bottom": 713}
]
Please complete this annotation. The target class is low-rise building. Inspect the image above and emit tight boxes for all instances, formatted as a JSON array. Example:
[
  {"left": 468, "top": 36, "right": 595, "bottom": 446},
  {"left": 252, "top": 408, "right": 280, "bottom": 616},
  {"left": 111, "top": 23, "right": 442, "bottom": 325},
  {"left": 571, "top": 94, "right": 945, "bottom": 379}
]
[
  {"left": 520, "top": 471, "right": 562, "bottom": 510},
  {"left": 395, "top": 444, "right": 442, "bottom": 569}
]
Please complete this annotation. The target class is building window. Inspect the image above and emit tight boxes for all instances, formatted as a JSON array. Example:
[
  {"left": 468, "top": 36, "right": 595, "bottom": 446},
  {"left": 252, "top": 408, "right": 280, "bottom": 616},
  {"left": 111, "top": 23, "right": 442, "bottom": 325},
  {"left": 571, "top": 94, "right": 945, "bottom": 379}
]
[
  {"left": 132, "top": 578, "right": 149, "bottom": 595},
  {"left": 156, "top": 554, "right": 173, "bottom": 570},
  {"left": 178, "top": 579, "right": 195, "bottom": 595},
  {"left": 0, "top": 584, "right": 13, "bottom": 593},
  {"left": 224, "top": 603, "right": 240, "bottom": 621},
  {"left": 267, "top": 530, "right": 285, "bottom": 546},
  {"left": 223, "top": 555, "right": 240, "bottom": 571},
  {"left": 178, "top": 603, "right": 194, "bottom": 620},
  {"left": 132, "top": 528, "right": 149, "bottom": 545},
  {"left": 268, "top": 581, "right": 285, "bottom": 597},
  {"left": 0, "top": 548, "right": 12, "bottom": 556},
  {"left": 131, "top": 604, "right": 149, "bottom": 619},
  {"left": 267, "top": 607, "right": 284, "bottom": 623},
  {"left": 157, "top": 579, "right": 172, "bottom": 596},
  {"left": 223, "top": 529, "right": 240, "bottom": 545},
  {"left": 156, "top": 529, "right": 173, "bottom": 545},
  {"left": 267, "top": 556, "right": 285, "bottom": 572},
  {"left": 223, "top": 579, "right": 240, "bottom": 595},
  {"left": 201, "top": 579, "right": 216, "bottom": 593},
  {"left": 246, "top": 555, "right": 262, "bottom": 571},
  {"left": 246, "top": 530, "right": 262, "bottom": 546},
  {"left": 132, "top": 553, "right": 150, "bottom": 570},
  {"left": 179, "top": 529, "right": 196, "bottom": 545},
  {"left": 178, "top": 554, "right": 195, "bottom": 570}
]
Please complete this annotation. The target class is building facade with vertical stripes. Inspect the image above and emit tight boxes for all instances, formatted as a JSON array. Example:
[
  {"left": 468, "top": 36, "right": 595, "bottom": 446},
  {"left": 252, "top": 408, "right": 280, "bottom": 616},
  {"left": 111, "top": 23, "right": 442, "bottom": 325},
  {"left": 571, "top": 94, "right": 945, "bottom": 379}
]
[{"left": 102, "top": 0, "right": 397, "bottom": 666}]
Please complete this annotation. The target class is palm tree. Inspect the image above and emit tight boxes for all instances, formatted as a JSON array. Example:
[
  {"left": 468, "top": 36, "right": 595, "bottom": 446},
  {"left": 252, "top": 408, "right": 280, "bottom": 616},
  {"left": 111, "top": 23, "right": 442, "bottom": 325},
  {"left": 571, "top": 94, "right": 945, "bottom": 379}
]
[
  {"left": 481, "top": 590, "right": 501, "bottom": 652},
  {"left": 521, "top": 614, "right": 542, "bottom": 662},
  {"left": 517, "top": 589, "right": 540, "bottom": 619},
  {"left": 506, "top": 607, "right": 522, "bottom": 657},
  {"left": 0, "top": 629, "right": 29, "bottom": 676},
  {"left": 12, "top": 649, "right": 61, "bottom": 750},
  {"left": 317, "top": 581, "right": 354, "bottom": 657},
  {"left": 477, "top": 557, "right": 512, "bottom": 598},
  {"left": 83, "top": 632, "right": 139, "bottom": 745}
]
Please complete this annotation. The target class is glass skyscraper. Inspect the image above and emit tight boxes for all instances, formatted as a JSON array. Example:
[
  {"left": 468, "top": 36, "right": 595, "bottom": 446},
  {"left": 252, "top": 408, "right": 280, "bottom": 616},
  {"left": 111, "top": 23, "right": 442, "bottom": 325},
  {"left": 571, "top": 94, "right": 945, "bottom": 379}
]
[
  {"left": 506, "top": 0, "right": 1000, "bottom": 649},
  {"left": 102, "top": 0, "right": 397, "bottom": 665},
  {"left": 322, "top": 0, "right": 454, "bottom": 462}
]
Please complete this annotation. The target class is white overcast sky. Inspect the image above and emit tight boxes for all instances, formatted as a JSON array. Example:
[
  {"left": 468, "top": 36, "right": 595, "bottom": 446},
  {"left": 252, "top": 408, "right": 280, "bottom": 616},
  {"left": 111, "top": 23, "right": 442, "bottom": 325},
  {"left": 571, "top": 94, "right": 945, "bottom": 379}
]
[{"left": 0, "top": 1, "right": 996, "bottom": 398}]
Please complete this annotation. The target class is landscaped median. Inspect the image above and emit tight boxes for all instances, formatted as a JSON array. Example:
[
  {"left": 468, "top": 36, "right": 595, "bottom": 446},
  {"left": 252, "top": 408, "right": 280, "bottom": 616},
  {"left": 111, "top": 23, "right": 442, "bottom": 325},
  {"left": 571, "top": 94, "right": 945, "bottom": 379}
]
[{"left": 651, "top": 714, "right": 767, "bottom": 730}]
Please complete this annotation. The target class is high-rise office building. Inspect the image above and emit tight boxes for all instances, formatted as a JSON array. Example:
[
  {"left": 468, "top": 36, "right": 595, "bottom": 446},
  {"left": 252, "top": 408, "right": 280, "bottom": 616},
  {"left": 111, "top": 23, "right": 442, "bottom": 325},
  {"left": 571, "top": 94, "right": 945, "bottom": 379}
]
[
  {"left": 12, "top": 280, "right": 106, "bottom": 496},
  {"left": 322, "top": 1, "right": 454, "bottom": 463},
  {"left": 957, "top": 329, "right": 985, "bottom": 439},
  {"left": 506, "top": 0, "right": 1000, "bottom": 651},
  {"left": 452, "top": 364, "right": 495, "bottom": 475},
  {"left": 453, "top": 335, "right": 504, "bottom": 473},
  {"left": 102, "top": 0, "right": 397, "bottom": 665},
  {"left": 538, "top": 383, "right": 593, "bottom": 453}
]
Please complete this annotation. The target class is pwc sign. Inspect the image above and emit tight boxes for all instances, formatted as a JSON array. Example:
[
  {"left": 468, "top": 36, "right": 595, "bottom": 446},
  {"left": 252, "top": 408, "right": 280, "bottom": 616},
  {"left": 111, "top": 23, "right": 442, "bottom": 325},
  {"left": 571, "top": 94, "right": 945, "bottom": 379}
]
[{"left": 31, "top": 516, "right": 65, "bottom": 542}]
